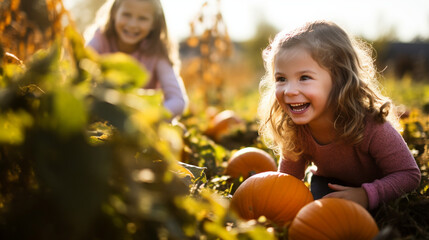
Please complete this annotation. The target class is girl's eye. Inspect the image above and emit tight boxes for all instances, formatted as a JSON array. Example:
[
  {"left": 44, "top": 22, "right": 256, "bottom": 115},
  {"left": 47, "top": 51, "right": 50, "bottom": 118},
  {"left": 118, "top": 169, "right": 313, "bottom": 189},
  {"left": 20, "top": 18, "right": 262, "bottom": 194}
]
[
  {"left": 122, "top": 12, "right": 131, "bottom": 18},
  {"left": 276, "top": 76, "right": 286, "bottom": 82},
  {"left": 300, "top": 75, "right": 311, "bottom": 80}
]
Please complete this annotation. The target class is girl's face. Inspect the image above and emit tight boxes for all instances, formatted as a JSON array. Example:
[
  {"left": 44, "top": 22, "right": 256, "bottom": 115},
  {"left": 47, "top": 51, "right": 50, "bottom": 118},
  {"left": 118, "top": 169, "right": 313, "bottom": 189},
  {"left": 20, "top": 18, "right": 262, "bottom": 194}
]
[
  {"left": 114, "top": 0, "right": 155, "bottom": 52},
  {"left": 274, "top": 46, "right": 334, "bottom": 128}
]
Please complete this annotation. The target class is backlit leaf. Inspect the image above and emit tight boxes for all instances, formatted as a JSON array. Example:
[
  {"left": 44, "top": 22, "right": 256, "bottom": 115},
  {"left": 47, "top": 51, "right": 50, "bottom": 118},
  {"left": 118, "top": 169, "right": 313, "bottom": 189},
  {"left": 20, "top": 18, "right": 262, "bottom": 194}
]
[
  {"left": 0, "top": 110, "right": 33, "bottom": 144},
  {"left": 100, "top": 53, "right": 148, "bottom": 91}
]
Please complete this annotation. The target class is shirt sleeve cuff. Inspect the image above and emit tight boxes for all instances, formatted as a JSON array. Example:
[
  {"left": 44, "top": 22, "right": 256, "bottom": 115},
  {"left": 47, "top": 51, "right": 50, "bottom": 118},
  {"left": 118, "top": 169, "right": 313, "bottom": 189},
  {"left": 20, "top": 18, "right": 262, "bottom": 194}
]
[{"left": 362, "top": 183, "right": 379, "bottom": 210}]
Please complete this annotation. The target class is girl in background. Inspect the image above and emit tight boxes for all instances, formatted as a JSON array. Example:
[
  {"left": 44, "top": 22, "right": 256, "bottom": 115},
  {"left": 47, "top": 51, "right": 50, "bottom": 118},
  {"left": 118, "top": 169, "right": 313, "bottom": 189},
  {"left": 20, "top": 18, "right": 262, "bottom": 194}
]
[
  {"left": 258, "top": 20, "right": 421, "bottom": 210},
  {"left": 85, "top": 0, "right": 188, "bottom": 119}
]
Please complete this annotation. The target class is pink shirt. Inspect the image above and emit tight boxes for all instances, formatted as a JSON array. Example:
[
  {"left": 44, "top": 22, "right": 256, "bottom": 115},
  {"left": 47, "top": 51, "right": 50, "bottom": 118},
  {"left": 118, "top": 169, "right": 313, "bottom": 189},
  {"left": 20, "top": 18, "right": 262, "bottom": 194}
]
[
  {"left": 279, "top": 117, "right": 421, "bottom": 209},
  {"left": 87, "top": 30, "right": 188, "bottom": 118}
]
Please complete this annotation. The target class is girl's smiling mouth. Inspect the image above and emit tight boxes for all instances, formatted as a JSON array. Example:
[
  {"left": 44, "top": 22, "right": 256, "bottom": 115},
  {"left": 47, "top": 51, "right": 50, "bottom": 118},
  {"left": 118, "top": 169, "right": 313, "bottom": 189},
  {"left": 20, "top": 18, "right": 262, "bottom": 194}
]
[
  {"left": 122, "top": 29, "right": 141, "bottom": 38},
  {"left": 288, "top": 103, "right": 310, "bottom": 113}
]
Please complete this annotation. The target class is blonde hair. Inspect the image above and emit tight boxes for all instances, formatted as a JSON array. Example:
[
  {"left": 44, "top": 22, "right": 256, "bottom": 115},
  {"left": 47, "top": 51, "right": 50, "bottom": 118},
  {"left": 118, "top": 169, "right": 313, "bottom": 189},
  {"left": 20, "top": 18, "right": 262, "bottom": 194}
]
[
  {"left": 258, "top": 20, "right": 399, "bottom": 159},
  {"left": 84, "top": 0, "right": 178, "bottom": 66}
]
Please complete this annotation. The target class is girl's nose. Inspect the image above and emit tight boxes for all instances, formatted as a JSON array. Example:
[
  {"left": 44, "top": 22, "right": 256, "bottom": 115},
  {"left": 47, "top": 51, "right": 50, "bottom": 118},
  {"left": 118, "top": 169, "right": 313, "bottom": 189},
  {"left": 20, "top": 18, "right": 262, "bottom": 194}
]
[
  {"left": 284, "top": 83, "right": 299, "bottom": 96},
  {"left": 128, "top": 18, "right": 139, "bottom": 27}
]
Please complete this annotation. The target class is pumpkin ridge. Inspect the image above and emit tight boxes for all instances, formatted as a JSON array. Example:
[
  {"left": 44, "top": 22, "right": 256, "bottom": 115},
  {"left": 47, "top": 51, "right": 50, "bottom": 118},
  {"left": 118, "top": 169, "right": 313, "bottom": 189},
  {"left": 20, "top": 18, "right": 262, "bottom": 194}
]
[
  {"left": 324, "top": 199, "right": 348, "bottom": 239},
  {"left": 345, "top": 201, "right": 360, "bottom": 239},
  {"left": 290, "top": 178, "right": 312, "bottom": 210},
  {"left": 255, "top": 150, "right": 277, "bottom": 169},
  {"left": 348, "top": 201, "right": 377, "bottom": 239},
  {"left": 291, "top": 217, "right": 332, "bottom": 240},
  {"left": 275, "top": 176, "right": 299, "bottom": 221},
  {"left": 342, "top": 200, "right": 363, "bottom": 239},
  {"left": 234, "top": 157, "right": 248, "bottom": 177},
  {"left": 276, "top": 174, "right": 313, "bottom": 224},
  {"left": 248, "top": 176, "right": 258, "bottom": 219},
  {"left": 355, "top": 206, "right": 370, "bottom": 239},
  {"left": 311, "top": 202, "right": 343, "bottom": 238},
  {"left": 305, "top": 189, "right": 314, "bottom": 203},
  {"left": 271, "top": 173, "right": 298, "bottom": 224},
  {"left": 289, "top": 201, "right": 338, "bottom": 240},
  {"left": 259, "top": 172, "right": 280, "bottom": 221},
  {"left": 262, "top": 172, "right": 278, "bottom": 216},
  {"left": 232, "top": 176, "right": 256, "bottom": 219},
  {"left": 304, "top": 200, "right": 342, "bottom": 239}
]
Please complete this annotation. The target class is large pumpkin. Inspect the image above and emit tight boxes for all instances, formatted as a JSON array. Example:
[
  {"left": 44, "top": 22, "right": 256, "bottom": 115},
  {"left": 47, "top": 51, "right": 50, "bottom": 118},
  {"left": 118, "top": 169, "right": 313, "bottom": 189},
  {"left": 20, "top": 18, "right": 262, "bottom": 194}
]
[
  {"left": 225, "top": 147, "right": 277, "bottom": 179},
  {"left": 288, "top": 198, "right": 379, "bottom": 240},
  {"left": 230, "top": 171, "right": 313, "bottom": 226}
]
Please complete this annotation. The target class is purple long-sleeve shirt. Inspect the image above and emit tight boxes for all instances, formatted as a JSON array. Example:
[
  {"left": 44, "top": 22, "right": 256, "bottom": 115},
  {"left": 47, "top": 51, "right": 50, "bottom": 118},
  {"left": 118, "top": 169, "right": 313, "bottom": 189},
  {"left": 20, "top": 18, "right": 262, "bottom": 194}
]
[
  {"left": 86, "top": 30, "right": 188, "bottom": 118},
  {"left": 278, "top": 116, "right": 421, "bottom": 209}
]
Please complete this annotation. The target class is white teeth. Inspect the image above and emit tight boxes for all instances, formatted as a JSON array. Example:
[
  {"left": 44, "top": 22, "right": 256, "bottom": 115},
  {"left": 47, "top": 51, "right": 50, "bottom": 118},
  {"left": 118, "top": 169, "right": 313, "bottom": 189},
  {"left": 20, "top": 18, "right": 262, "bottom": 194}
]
[
  {"left": 124, "top": 30, "right": 139, "bottom": 37},
  {"left": 289, "top": 103, "right": 309, "bottom": 112},
  {"left": 290, "top": 103, "right": 306, "bottom": 107}
]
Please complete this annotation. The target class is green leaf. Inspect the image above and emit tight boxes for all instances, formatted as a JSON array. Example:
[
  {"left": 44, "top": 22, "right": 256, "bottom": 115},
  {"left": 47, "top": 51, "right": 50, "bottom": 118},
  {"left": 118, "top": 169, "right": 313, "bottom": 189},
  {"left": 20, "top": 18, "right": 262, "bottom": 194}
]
[
  {"left": 204, "top": 221, "right": 236, "bottom": 240},
  {"left": 65, "top": 26, "right": 96, "bottom": 62},
  {"left": 2, "top": 64, "right": 24, "bottom": 86},
  {"left": 51, "top": 89, "right": 87, "bottom": 136},
  {"left": 65, "top": 26, "right": 98, "bottom": 84},
  {"left": 0, "top": 110, "right": 33, "bottom": 144},
  {"left": 99, "top": 53, "right": 148, "bottom": 91}
]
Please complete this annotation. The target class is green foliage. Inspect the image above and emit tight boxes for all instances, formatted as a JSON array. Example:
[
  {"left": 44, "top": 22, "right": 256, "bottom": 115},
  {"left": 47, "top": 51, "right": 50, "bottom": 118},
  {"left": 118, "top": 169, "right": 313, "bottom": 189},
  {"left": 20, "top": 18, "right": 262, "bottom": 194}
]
[
  {"left": 241, "top": 20, "right": 279, "bottom": 76},
  {"left": 381, "top": 74, "right": 429, "bottom": 109},
  {"left": 0, "top": 27, "right": 276, "bottom": 239}
]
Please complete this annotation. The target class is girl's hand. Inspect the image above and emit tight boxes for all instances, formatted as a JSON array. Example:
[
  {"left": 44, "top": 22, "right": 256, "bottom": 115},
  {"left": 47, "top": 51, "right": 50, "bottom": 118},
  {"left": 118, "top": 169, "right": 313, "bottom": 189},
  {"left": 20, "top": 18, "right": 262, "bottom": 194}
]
[{"left": 323, "top": 184, "right": 369, "bottom": 209}]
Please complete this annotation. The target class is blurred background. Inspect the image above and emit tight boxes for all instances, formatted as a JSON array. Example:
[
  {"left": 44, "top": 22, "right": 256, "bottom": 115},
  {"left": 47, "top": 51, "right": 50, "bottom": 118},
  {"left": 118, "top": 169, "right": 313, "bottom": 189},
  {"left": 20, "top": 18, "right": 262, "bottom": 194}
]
[
  {"left": 64, "top": 0, "right": 429, "bottom": 42},
  {"left": 63, "top": 0, "right": 429, "bottom": 117}
]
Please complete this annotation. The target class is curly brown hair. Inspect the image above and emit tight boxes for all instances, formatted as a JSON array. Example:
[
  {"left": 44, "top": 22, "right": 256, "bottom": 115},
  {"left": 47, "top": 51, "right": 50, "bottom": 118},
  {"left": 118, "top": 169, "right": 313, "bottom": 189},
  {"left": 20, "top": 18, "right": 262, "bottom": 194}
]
[{"left": 258, "top": 20, "right": 398, "bottom": 160}]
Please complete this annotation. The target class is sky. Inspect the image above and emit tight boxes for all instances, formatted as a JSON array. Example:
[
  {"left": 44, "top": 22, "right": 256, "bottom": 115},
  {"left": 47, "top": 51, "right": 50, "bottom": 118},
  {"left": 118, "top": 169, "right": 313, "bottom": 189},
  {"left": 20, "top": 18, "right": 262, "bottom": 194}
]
[{"left": 64, "top": 0, "right": 429, "bottom": 42}]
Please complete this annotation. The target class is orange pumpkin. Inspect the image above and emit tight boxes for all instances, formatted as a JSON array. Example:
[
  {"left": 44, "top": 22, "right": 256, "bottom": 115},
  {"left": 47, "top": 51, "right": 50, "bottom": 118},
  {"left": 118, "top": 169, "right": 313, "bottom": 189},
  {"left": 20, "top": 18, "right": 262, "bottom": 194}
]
[
  {"left": 225, "top": 147, "right": 277, "bottom": 179},
  {"left": 230, "top": 171, "right": 313, "bottom": 226},
  {"left": 288, "top": 198, "right": 379, "bottom": 240},
  {"left": 204, "top": 110, "right": 244, "bottom": 141}
]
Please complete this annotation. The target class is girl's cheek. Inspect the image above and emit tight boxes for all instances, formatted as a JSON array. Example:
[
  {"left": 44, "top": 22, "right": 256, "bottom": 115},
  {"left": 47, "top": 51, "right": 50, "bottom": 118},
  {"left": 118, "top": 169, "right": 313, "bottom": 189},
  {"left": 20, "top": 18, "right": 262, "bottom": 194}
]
[
  {"left": 275, "top": 87, "right": 284, "bottom": 102},
  {"left": 275, "top": 88, "right": 287, "bottom": 110}
]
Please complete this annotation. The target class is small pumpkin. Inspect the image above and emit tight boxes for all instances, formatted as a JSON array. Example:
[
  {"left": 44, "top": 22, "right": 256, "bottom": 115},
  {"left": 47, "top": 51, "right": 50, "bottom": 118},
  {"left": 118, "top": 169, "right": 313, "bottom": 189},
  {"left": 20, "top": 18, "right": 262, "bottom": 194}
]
[
  {"left": 230, "top": 171, "right": 313, "bottom": 226},
  {"left": 288, "top": 198, "right": 379, "bottom": 240},
  {"left": 225, "top": 147, "right": 277, "bottom": 179},
  {"left": 204, "top": 110, "right": 244, "bottom": 141}
]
